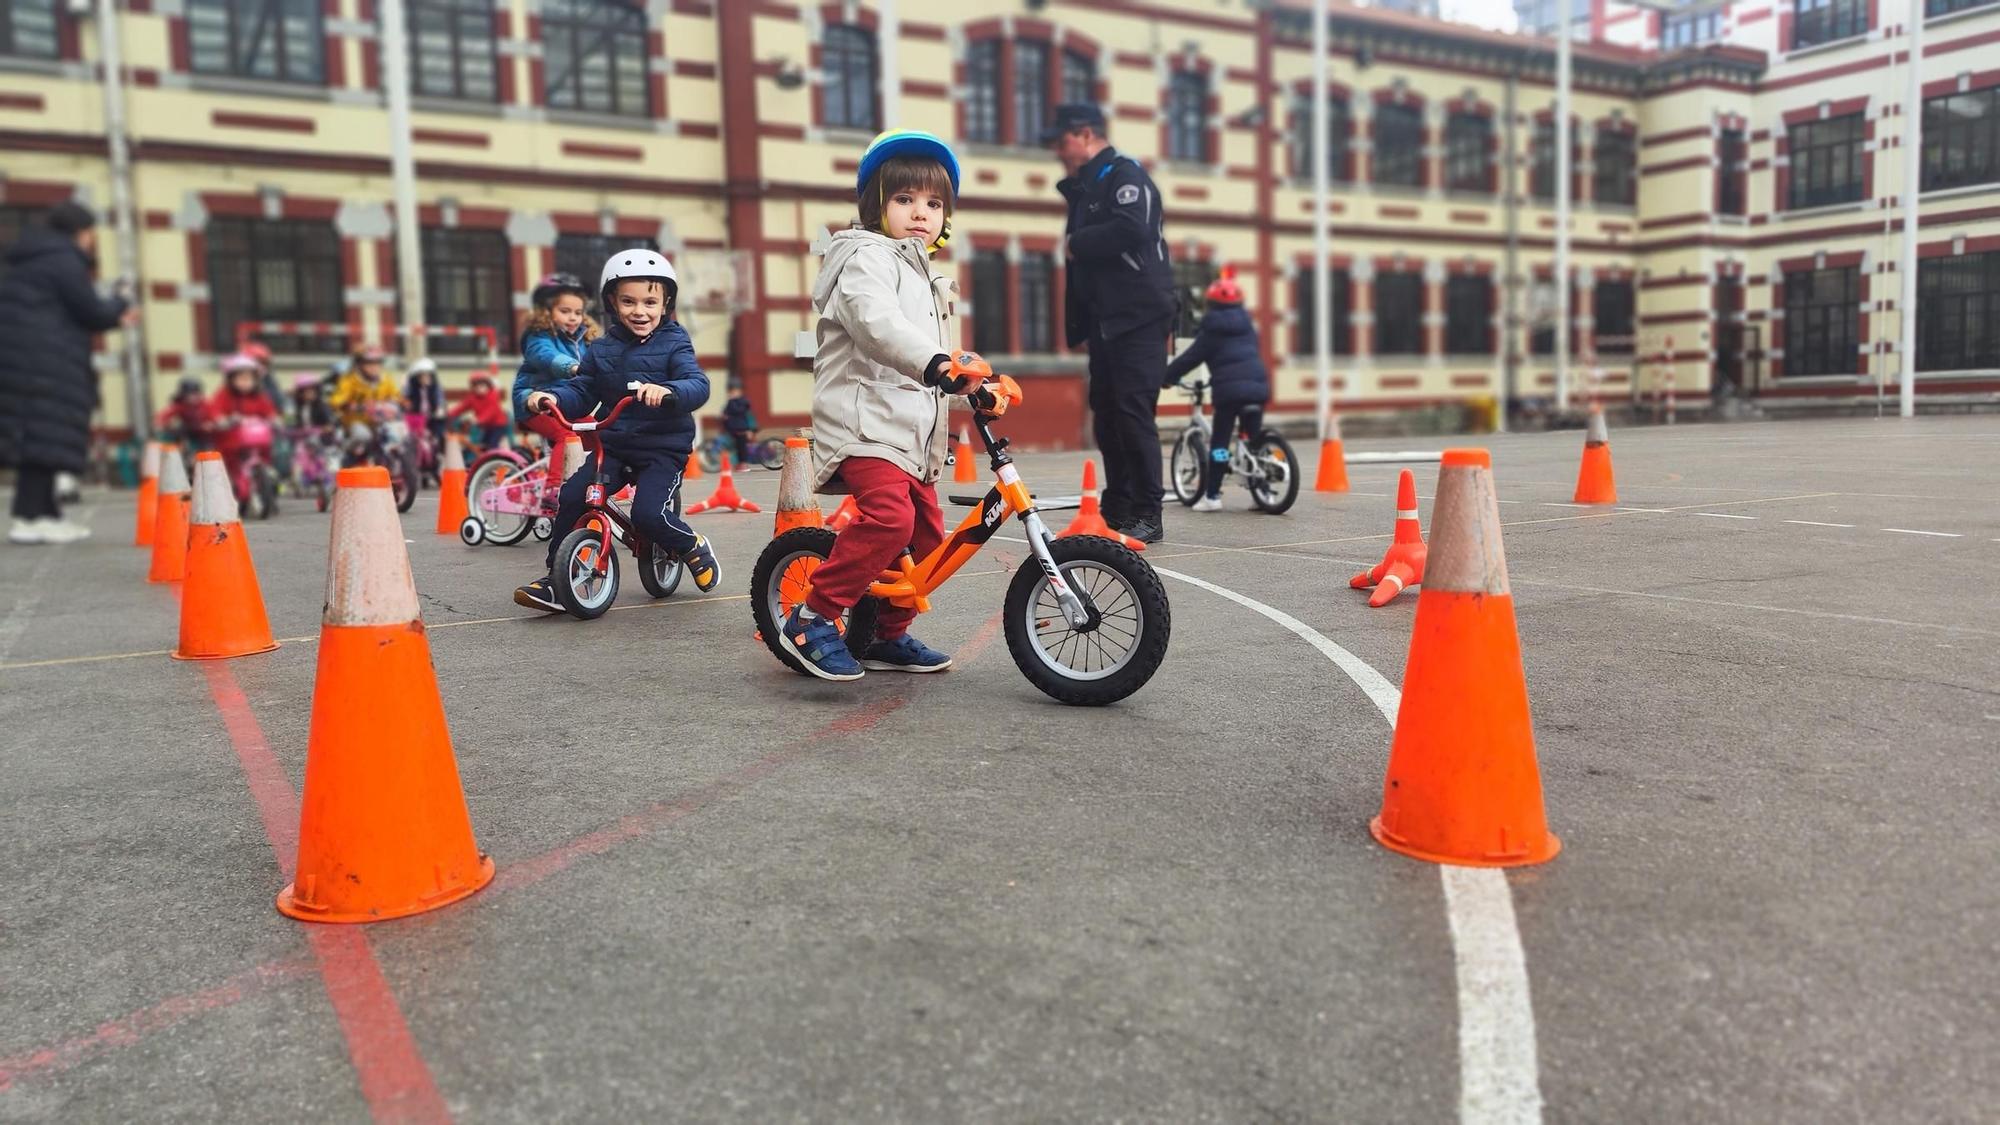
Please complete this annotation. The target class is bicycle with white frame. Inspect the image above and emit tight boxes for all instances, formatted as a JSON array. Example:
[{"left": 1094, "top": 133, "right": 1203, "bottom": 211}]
[{"left": 1166, "top": 379, "right": 1300, "bottom": 514}]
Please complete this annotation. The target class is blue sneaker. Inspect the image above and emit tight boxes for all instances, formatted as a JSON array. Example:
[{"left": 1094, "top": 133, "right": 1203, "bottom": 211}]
[
  {"left": 860, "top": 633, "right": 953, "bottom": 673},
  {"left": 779, "top": 605, "right": 864, "bottom": 681}
]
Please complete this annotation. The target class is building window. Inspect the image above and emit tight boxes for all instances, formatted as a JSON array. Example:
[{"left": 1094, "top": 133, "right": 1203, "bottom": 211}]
[
  {"left": 1926, "top": 0, "right": 1999, "bottom": 11},
  {"left": 1531, "top": 281, "right": 1576, "bottom": 355},
  {"left": 554, "top": 233, "right": 658, "bottom": 318},
  {"left": 1292, "top": 268, "right": 1353, "bottom": 356},
  {"left": 970, "top": 250, "right": 1010, "bottom": 355},
  {"left": 1593, "top": 128, "right": 1636, "bottom": 205},
  {"left": 1786, "top": 113, "right": 1865, "bottom": 209},
  {"left": 821, "top": 25, "right": 877, "bottom": 132},
  {"left": 1917, "top": 251, "right": 2000, "bottom": 371},
  {"left": 964, "top": 39, "right": 1001, "bottom": 145},
  {"left": 1018, "top": 251, "right": 1054, "bottom": 354},
  {"left": 1782, "top": 266, "right": 1859, "bottom": 376},
  {"left": 1922, "top": 88, "right": 1999, "bottom": 193},
  {"left": 1290, "top": 93, "right": 1350, "bottom": 181},
  {"left": 1373, "top": 103, "right": 1424, "bottom": 187},
  {"left": 407, "top": 0, "right": 496, "bottom": 101},
  {"left": 1375, "top": 272, "right": 1424, "bottom": 355},
  {"left": 1171, "top": 259, "right": 1216, "bottom": 339},
  {"left": 206, "top": 217, "right": 343, "bottom": 352},
  {"left": 1445, "top": 276, "right": 1491, "bottom": 355},
  {"left": 1530, "top": 119, "right": 1576, "bottom": 201},
  {"left": 0, "top": 0, "right": 60, "bottom": 59},
  {"left": 188, "top": 0, "right": 325, "bottom": 84},
  {"left": 1061, "top": 49, "right": 1095, "bottom": 106},
  {"left": 540, "top": 0, "right": 648, "bottom": 117},
  {"left": 1443, "top": 112, "right": 1492, "bottom": 192},
  {"left": 1166, "top": 70, "right": 1209, "bottom": 163},
  {"left": 1792, "top": 0, "right": 1866, "bottom": 49},
  {"left": 1661, "top": 7, "right": 1722, "bottom": 49},
  {"left": 1013, "top": 40, "right": 1049, "bottom": 151},
  {"left": 1594, "top": 278, "right": 1635, "bottom": 353},
  {"left": 1718, "top": 127, "right": 1748, "bottom": 215},
  {"left": 421, "top": 228, "right": 513, "bottom": 354}
]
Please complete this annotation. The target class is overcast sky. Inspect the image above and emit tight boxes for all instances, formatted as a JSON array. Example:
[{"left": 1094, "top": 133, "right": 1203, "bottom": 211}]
[{"left": 1440, "top": 0, "right": 1524, "bottom": 33}]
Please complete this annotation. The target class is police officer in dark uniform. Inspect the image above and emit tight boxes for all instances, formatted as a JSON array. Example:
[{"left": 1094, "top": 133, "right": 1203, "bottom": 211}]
[{"left": 1045, "top": 104, "right": 1176, "bottom": 544}]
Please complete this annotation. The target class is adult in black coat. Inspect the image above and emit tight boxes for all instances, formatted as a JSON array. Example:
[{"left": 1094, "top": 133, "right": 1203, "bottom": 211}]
[{"left": 0, "top": 202, "right": 131, "bottom": 543}]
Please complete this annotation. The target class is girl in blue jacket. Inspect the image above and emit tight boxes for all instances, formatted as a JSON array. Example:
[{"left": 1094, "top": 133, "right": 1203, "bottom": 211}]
[
  {"left": 512, "top": 272, "right": 599, "bottom": 465},
  {"left": 1164, "top": 268, "right": 1270, "bottom": 512}
]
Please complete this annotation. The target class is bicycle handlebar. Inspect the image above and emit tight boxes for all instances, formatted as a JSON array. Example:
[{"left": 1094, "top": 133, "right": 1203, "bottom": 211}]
[{"left": 538, "top": 394, "right": 639, "bottom": 432}]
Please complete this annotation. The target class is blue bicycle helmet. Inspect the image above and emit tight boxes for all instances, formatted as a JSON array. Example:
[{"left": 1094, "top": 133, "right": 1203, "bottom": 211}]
[{"left": 854, "top": 129, "right": 962, "bottom": 199}]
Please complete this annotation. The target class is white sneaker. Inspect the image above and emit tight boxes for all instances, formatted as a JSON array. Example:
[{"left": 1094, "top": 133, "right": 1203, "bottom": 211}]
[
  {"left": 8, "top": 518, "right": 48, "bottom": 544},
  {"left": 43, "top": 519, "right": 91, "bottom": 542},
  {"left": 9, "top": 518, "right": 88, "bottom": 544},
  {"left": 1192, "top": 496, "right": 1223, "bottom": 512}
]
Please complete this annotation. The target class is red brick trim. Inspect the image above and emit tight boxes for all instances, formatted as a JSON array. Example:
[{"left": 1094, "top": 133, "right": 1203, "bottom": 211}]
[
  {"left": 562, "top": 140, "right": 645, "bottom": 161},
  {"left": 211, "top": 110, "right": 316, "bottom": 134},
  {"left": 0, "top": 92, "right": 46, "bottom": 112},
  {"left": 413, "top": 127, "right": 490, "bottom": 148}
]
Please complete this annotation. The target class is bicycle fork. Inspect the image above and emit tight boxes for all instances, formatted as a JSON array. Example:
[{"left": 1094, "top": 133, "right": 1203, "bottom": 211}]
[{"left": 1020, "top": 511, "right": 1096, "bottom": 632}]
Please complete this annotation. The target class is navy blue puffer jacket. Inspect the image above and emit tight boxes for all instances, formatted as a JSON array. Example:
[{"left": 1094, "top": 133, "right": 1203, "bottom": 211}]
[
  {"left": 543, "top": 320, "right": 710, "bottom": 460},
  {"left": 1164, "top": 303, "right": 1268, "bottom": 398}
]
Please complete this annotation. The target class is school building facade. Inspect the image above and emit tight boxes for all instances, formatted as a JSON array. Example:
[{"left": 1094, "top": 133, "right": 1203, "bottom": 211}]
[{"left": 3, "top": 0, "right": 1998, "bottom": 443}]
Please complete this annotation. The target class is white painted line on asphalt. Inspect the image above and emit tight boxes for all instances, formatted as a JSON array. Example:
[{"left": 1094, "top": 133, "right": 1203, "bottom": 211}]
[
  {"left": 1696, "top": 512, "right": 1757, "bottom": 520},
  {"left": 1614, "top": 507, "right": 1669, "bottom": 513},
  {"left": 1784, "top": 520, "right": 1855, "bottom": 528},
  {"left": 1154, "top": 565, "right": 1544, "bottom": 1125},
  {"left": 1880, "top": 528, "right": 1962, "bottom": 538},
  {"left": 1540, "top": 502, "right": 1592, "bottom": 508}
]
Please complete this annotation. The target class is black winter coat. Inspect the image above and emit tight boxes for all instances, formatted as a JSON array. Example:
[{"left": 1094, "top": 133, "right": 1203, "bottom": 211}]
[
  {"left": 1058, "top": 146, "right": 1176, "bottom": 346},
  {"left": 0, "top": 227, "right": 128, "bottom": 471},
  {"left": 1165, "top": 304, "right": 1269, "bottom": 399},
  {"left": 544, "top": 319, "right": 710, "bottom": 461}
]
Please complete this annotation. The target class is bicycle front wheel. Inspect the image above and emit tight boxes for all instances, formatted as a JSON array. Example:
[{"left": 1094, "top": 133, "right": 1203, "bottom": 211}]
[
  {"left": 1004, "top": 534, "right": 1170, "bottom": 706},
  {"left": 1169, "top": 429, "right": 1206, "bottom": 506}
]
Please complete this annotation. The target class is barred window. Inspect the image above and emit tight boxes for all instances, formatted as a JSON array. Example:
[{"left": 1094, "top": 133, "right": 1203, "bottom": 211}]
[
  {"left": 1171, "top": 259, "right": 1216, "bottom": 340},
  {"left": 1922, "top": 88, "right": 1999, "bottom": 193},
  {"left": 1289, "top": 93, "right": 1350, "bottom": 181},
  {"left": 1593, "top": 129, "right": 1636, "bottom": 205},
  {"left": 1167, "top": 70, "right": 1209, "bottom": 163},
  {"left": 1372, "top": 103, "right": 1424, "bottom": 187},
  {"left": 1926, "top": 0, "right": 1998, "bottom": 11},
  {"left": 1445, "top": 275, "right": 1491, "bottom": 355},
  {"left": 1443, "top": 112, "right": 1492, "bottom": 193},
  {"left": 1375, "top": 273, "right": 1424, "bottom": 356},
  {"left": 1530, "top": 119, "right": 1577, "bottom": 201},
  {"left": 1594, "top": 278, "right": 1635, "bottom": 353},
  {"left": 821, "top": 25, "right": 877, "bottom": 132},
  {"left": 408, "top": 0, "right": 496, "bottom": 101},
  {"left": 0, "top": 0, "right": 60, "bottom": 59},
  {"left": 1018, "top": 252, "right": 1055, "bottom": 354},
  {"left": 1786, "top": 113, "right": 1865, "bottom": 210},
  {"left": 1792, "top": 0, "right": 1866, "bottom": 49},
  {"left": 541, "top": 0, "right": 648, "bottom": 117},
  {"left": 553, "top": 233, "right": 659, "bottom": 319},
  {"left": 1661, "top": 7, "right": 1722, "bottom": 49},
  {"left": 422, "top": 228, "right": 513, "bottom": 355},
  {"left": 1292, "top": 268, "right": 1352, "bottom": 357},
  {"left": 188, "top": 0, "right": 324, "bottom": 84},
  {"left": 964, "top": 39, "right": 1001, "bottom": 145},
  {"left": 1782, "top": 266, "right": 1859, "bottom": 376},
  {"left": 1718, "top": 127, "right": 1748, "bottom": 215},
  {"left": 1061, "top": 49, "right": 1095, "bottom": 107},
  {"left": 1532, "top": 281, "right": 1577, "bottom": 356},
  {"left": 1917, "top": 252, "right": 2000, "bottom": 372},
  {"left": 970, "top": 250, "right": 1009, "bottom": 356},
  {"left": 1013, "top": 40, "right": 1048, "bottom": 149},
  {"left": 206, "top": 218, "right": 344, "bottom": 353}
]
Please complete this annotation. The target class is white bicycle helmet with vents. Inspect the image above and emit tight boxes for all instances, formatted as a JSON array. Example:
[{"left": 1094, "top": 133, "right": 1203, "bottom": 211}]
[{"left": 598, "top": 248, "right": 678, "bottom": 309}]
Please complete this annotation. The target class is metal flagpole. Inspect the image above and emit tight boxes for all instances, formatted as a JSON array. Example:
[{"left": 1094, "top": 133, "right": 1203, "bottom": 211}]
[
  {"left": 1312, "top": 0, "right": 1333, "bottom": 440},
  {"left": 379, "top": 0, "right": 426, "bottom": 358},
  {"left": 93, "top": 0, "right": 151, "bottom": 438},
  {"left": 879, "top": 0, "right": 899, "bottom": 131},
  {"left": 1898, "top": 0, "right": 1923, "bottom": 418},
  {"left": 1554, "top": 0, "right": 1573, "bottom": 414}
]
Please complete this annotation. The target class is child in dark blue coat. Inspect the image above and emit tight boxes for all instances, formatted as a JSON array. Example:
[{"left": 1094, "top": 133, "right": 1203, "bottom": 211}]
[
  {"left": 721, "top": 377, "right": 758, "bottom": 466},
  {"left": 515, "top": 250, "right": 721, "bottom": 609},
  {"left": 1164, "top": 268, "right": 1270, "bottom": 512}
]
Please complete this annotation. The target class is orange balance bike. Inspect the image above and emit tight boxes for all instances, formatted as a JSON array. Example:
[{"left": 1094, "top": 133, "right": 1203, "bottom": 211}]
[{"left": 750, "top": 365, "right": 1171, "bottom": 706}]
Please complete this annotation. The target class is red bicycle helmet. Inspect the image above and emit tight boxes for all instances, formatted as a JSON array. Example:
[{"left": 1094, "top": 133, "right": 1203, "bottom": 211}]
[{"left": 1205, "top": 266, "right": 1243, "bottom": 306}]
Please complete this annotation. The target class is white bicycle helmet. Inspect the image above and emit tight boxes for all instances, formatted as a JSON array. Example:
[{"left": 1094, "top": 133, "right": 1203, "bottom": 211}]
[
  {"left": 406, "top": 357, "right": 438, "bottom": 377},
  {"left": 598, "top": 248, "right": 678, "bottom": 308}
]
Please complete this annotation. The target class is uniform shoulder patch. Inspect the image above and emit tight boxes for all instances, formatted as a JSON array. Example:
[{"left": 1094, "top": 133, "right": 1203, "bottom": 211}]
[{"left": 1115, "top": 183, "right": 1141, "bottom": 205}]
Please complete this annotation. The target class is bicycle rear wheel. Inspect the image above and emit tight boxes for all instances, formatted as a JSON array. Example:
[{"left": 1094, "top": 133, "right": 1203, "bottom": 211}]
[
  {"left": 467, "top": 454, "right": 536, "bottom": 546},
  {"left": 751, "top": 528, "right": 880, "bottom": 675},
  {"left": 1169, "top": 429, "right": 1206, "bottom": 506},
  {"left": 1246, "top": 430, "right": 1300, "bottom": 514}
]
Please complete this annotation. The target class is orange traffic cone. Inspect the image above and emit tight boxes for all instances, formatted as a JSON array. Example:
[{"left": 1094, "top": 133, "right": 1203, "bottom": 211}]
[
  {"left": 827, "top": 495, "right": 860, "bottom": 533},
  {"left": 685, "top": 452, "right": 762, "bottom": 515},
  {"left": 1351, "top": 468, "right": 1427, "bottom": 608},
  {"left": 277, "top": 465, "right": 494, "bottom": 923},
  {"left": 1314, "top": 412, "right": 1350, "bottom": 493},
  {"left": 1371, "top": 448, "right": 1559, "bottom": 868},
  {"left": 1573, "top": 407, "right": 1617, "bottom": 504},
  {"left": 175, "top": 453, "right": 278, "bottom": 660},
  {"left": 434, "top": 434, "right": 469, "bottom": 535},
  {"left": 684, "top": 451, "right": 702, "bottom": 481},
  {"left": 773, "top": 436, "right": 824, "bottom": 535},
  {"left": 953, "top": 426, "right": 978, "bottom": 484},
  {"left": 134, "top": 440, "right": 161, "bottom": 547},
  {"left": 147, "top": 450, "right": 191, "bottom": 584},
  {"left": 1060, "top": 460, "right": 1145, "bottom": 551}
]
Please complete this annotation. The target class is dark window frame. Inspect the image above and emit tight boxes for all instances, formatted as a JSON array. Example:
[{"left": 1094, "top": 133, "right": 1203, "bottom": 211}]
[
  {"left": 1921, "top": 87, "right": 2000, "bottom": 193},
  {"left": 420, "top": 227, "right": 514, "bottom": 355},
  {"left": 1012, "top": 39, "right": 1050, "bottom": 153},
  {"left": 1171, "top": 259, "right": 1217, "bottom": 340},
  {"left": 406, "top": 0, "right": 498, "bottom": 101},
  {"left": 0, "top": 0, "right": 61, "bottom": 60},
  {"left": 1060, "top": 48, "right": 1096, "bottom": 107},
  {"left": 963, "top": 38, "right": 1002, "bottom": 145},
  {"left": 821, "top": 23, "right": 878, "bottom": 132},
  {"left": 1593, "top": 127, "right": 1636, "bottom": 205},
  {"left": 1018, "top": 251, "right": 1055, "bottom": 355},
  {"left": 970, "top": 249, "right": 1010, "bottom": 356},
  {"left": 1926, "top": 0, "right": 2000, "bottom": 12},
  {"left": 1593, "top": 278, "right": 1636, "bottom": 354},
  {"left": 1916, "top": 251, "right": 2000, "bottom": 371},
  {"left": 1443, "top": 111, "right": 1493, "bottom": 193},
  {"left": 553, "top": 232, "right": 659, "bottom": 320},
  {"left": 1782, "top": 265, "right": 1860, "bottom": 377},
  {"left": 1531, "top": 280, "right": 1578, "bottom": 356},
  {"left": 1786, "top": 112, "right": 1866, "bottom": 210},
  {"left": 1718, "top": 127, "right": 1749, "bottom": 215},
  {"left": 1792, "top": 0, "right": 1867, "bottom": 49},
  {"left": 1444, "top": 275, "right": 1492, "bottom": 355},
  {"left": 1292, "top": 267, "right": 1353, "bottom": 357},
  {"left": 1530, "top": 118, "right": 1578, "bottom": 201},
  {"left": 206, "top": 216, "right": 345, "bottom": 353},
  {"left": 1372, "top": 102, "right": 1425, "bottom": 187},
  {"left": 1289, "top": 92, "right": 1351, "bottom": 181},
  {"left": 187, "top": 0, "right": 326, "bottom": 85},
  {"left": 1166, "top": 69, "right": 1210, "bottom": 163},
  {"left": 1661, "top": 7, "right": 1723, "bottom": 48},
  {"left": 540, "top": 0, "right": 650, "bottom": 118},
  {"left": 1374, "top": 272, "right": 1425, "bottom": 356}
]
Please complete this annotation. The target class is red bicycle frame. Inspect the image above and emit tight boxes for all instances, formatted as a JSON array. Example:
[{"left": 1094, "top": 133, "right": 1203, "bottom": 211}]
[{"left": 537, "top": 390, "right": 642, "bottom": 578}]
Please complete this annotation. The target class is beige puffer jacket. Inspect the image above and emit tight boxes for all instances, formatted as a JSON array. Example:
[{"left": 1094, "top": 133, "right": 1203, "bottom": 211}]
[{"left": 809, "top": 228, "right": 954, "bottom": 491}]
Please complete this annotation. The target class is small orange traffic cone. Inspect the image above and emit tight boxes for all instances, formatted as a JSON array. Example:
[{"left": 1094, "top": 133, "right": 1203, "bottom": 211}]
[
  {"left": 175, "top": 453, "right": 278, "bottom": 660},
  {"left": 685, "top": 452, "right": 762, "bottom": 515},
  {"left": 134, "top": 440, "right": 161, "bottom": 547},
  {"left": 953, "top": 426, "right": 978, "bottom": 484},
  {"left": 435, "top": 434, "right": 469, "bottom": 535},
  {"left": 1060, "top": 460, "right": 1145, "bottom": 551},
  {"left": 277, "top": 465, "right": 494, "bottom": 923},
  {"left": 147, "top": 450, "right": 191, "bottom": 584},
  {"left": 1351, "top": 468, "right": 1427, "bottom": 608},
  {"left": 1314, "top": 412, "right": 1350, "bottom": 493},
  {"left": 827, "top": 495, "right": 860, "bottom": 533},
  {"left": 773, "top": 436, "right": 824, "bottom": 535},
  {"left": 684, "top": 451, "right": 703, "bottom": 481},
  {"left": 1572, "top": 407, "right": 1617, "bottom": 504},
  {"left": 1371, "top": 448, "right": 1559, "bottom": 868}
]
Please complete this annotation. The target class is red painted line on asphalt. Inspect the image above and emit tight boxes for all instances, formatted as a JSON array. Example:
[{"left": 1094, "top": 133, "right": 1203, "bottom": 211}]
[{"left": 200, "top": 662, "right": 453, "bottom": 1125}]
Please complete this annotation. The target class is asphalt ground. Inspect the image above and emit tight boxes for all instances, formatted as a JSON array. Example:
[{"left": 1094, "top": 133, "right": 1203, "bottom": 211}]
[{"left": 1, "top": 415, "right": 1995, "bottom": 1123}]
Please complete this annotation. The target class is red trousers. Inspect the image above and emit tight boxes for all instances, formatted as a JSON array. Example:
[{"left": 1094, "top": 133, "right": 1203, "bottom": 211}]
[
  {"left": 805, "top": 456, "right": 944, "bottom": 641},
  {"left": 521, "top": 414, "right": 568, "bottom": 481}
]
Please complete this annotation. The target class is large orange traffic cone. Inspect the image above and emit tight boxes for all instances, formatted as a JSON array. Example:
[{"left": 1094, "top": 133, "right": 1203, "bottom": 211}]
[
  {"left": 773, "top": 436, "right": 824, "bottom": 535},
  {"left": 1351, "top": 468, "right": 1427, "bottom": 608},
  {"left": 1572, "top": 407, "right": 1617, "bottom": 504},
  {"left": 685, "top": 452, "right": 762, "bottom": 515},
  {"left": 277, "top": 465, "right": 494, "bottom": 923},
  {"left": 134, "top": 440, "right": 161, "bottom": 547},
  {"left": 1371, "top": 448, "right": 1559, "bottom": 868},
  {"left": 827, "top": 496, "right": 860, "bottom": 533},
  {"left": 1060, "top": 460, "right": 1145, "bottom": 551},
  {"left": 434, "top": 434, "right": 469, "bottom": 535},
  {"left": 175, "top": 453, "right": 278, "bottom": 660},
  {"left": 147, "top": 450, "right": 191, "bottom": 584},
  {"left": 1314, "top": 412, "right": 1350, "bottom": 493},
  {"left": 953, "top": 426, "right": 978, "bottom": 484}
]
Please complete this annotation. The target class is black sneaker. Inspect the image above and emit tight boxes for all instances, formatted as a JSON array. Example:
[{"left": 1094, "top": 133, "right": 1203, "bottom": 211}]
[
  {"left": 1118, "top": 516, "right": 1164, "bottom": 545},
  {"left": 514, "top": 577, "right": 561, "bottom": 612},
  {"left": 679, "top": 534, "right": 721, "bottom": 592}
]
